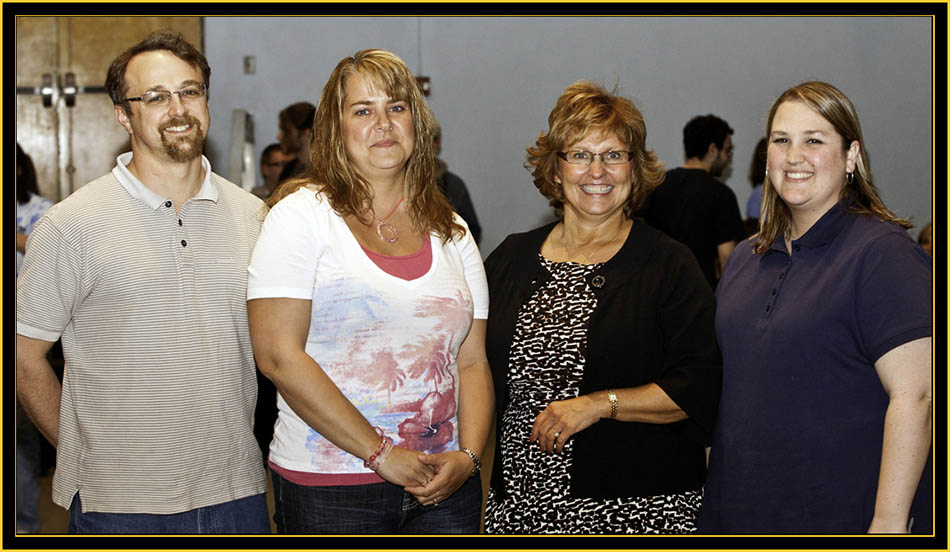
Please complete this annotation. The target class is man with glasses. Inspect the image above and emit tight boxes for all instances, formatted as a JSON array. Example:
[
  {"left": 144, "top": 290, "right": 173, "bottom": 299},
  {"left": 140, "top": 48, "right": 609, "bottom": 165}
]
[
  {"left": 16, "top": 29, "right": 269, "bottom": 533},
  {"left": 252, "top": 143, "right": 296, "bottom": 200},
  {"left": 640, "top": 114, "right": 745, "bottom": 289}
]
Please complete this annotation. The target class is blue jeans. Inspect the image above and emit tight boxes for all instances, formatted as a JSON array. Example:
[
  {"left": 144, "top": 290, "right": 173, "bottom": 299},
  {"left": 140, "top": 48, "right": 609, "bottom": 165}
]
[
  {"left": 271, "top": 470, "right": 482, "bottom": 534},
  {"left": 16, "top": 403, "right": 42, "bottom": 534},
  {"left": 68, "top": 492, "right": 270, "bottom": 534}
]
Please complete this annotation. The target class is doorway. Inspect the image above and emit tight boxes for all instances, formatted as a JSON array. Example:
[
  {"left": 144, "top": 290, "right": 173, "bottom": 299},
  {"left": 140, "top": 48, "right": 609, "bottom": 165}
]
[{"left": 15, "top": 17, "right": 203, "bottom": 201}]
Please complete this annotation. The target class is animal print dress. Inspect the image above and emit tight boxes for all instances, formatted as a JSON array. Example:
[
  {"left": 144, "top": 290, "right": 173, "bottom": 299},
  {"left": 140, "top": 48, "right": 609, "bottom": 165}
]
[{"left": 483, "top": 255, "right": 701, "bottom": 534}]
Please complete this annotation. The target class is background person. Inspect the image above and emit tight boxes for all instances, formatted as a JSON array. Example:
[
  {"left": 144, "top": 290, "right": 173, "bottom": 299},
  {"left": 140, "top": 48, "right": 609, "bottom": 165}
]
[
  {"left": 15, "top": 143, "right": 54, "bottom": 534},
  {"left": 247, "top": 48, "right": 493, "bottom": 534},
  {"left": 252, "top": 142, "right": 295, "bottom": 200},
  {"left": 640, "top": 114, "right": 745, "bottom": 289},
  {"left": 276, "top": 101, "right": 316, "bottom": 183},
  {"left": 433, "top": 122, "right": 482, "bottom": 244},
  {"left": 700, "top": 81, "right": 932, "bottom": 534},
  {"left": 743, "top": 137, "right": 768, "bottom": 237},
  {"left": 15, "top": 29, "right": 269, "bottom": 534},
  {"left": 16, "top": 144, "right": 54, "bottom": 274},
  {"left": 483, "top": 81, "right": 722, "bottom": 534}
]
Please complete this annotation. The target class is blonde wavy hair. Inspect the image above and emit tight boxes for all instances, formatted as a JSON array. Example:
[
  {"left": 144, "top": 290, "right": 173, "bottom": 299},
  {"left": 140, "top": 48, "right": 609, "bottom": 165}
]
[
  {"left": 269, "top": 49, "right": 463, "bottom": 242},
  {"left": 754, "top": 81, "right": 910, "bottom": 253},
  {"left": 525, "top": 81, "right": 665, "bottom": 219}
]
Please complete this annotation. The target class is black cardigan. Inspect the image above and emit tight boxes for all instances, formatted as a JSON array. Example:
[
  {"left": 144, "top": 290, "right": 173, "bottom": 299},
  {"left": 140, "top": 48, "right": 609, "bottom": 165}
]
[{"left": 485, "top": 219, "right": 722, "bottom": 500}]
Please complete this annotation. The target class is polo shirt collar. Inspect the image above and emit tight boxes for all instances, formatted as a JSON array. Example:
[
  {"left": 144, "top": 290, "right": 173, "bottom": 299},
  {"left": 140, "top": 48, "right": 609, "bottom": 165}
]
[
  {"left": 113, "top": 152, "right": 217, "bottom": 210},
  {"left": 770, "top": 201, "right": 850, "bottom": 254}
]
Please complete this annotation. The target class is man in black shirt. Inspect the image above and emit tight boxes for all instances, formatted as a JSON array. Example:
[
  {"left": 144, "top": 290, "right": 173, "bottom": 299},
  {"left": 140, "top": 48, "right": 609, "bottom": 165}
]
[
  {"left": 434, "top": 124, "right": 482, "bottom": 244},
  {"left": 641, "top": 114, "right": 745, "bottom": 289}
]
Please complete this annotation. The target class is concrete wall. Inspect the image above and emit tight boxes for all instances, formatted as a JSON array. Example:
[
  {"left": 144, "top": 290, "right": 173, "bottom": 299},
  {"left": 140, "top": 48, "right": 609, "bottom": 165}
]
[{"left": 204, "top": 16, "right": 933, "bottom": 256}]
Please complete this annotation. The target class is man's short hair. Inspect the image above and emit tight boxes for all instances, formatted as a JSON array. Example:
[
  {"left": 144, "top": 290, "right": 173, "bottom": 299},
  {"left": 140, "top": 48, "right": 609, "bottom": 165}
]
[
  {"left": 260, "top": 143, "right": 283, "bottom": 166},
  {"left": 683, "top": 114, "right": 733, "bottom": 159},
  {"left": 105, "top": 29, "right": 210, "bottom": 115}
]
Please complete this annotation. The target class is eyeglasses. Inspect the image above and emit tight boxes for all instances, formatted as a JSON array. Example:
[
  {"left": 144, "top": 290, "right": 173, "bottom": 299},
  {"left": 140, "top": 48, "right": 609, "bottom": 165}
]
[
  {"left": 557, "top": 150, "right": 633, "bottom": 166},
  {"left": 123, "top": 84, "right": 207, "bottom": 108}
]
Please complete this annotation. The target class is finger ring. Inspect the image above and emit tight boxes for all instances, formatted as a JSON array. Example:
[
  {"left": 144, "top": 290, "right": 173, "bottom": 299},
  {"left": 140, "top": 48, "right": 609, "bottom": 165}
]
[
  {"left": 553, "top": 431, "right": 561, "bottom": 441},
  {"left": 432, "top": 500, "right": 439, "bottom": 507}
]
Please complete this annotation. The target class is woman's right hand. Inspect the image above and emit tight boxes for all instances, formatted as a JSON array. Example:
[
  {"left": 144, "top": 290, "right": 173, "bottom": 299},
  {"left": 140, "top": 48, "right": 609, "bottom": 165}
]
[{"left": 374, "top": 445, "right": 438, "bottom": 488}]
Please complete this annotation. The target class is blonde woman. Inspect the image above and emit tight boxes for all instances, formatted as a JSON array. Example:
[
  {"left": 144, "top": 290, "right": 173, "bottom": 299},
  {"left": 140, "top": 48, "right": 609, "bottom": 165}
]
[{"left": 248, "top": 49, "right": 493, "bottom": 534}]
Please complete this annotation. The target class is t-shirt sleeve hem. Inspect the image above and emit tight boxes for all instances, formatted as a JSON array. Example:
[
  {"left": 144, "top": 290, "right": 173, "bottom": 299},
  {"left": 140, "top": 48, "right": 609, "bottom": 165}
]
[
  {"left": 247, "top": 288, "right": 314, "bottom": 301},
  {"left": 17, "top": 322, "right": 61, "bottom": 342},
  {"left": 870, "top": 325, "right": 932, "bottom": 364}
]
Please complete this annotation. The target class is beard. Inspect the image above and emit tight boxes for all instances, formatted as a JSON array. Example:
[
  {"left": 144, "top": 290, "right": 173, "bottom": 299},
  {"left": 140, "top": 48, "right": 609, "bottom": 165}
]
[
  {"left": 160, "top": 116, "right": 205, "bottom": 162},
  {"left": 710, "top": 158, "right": 731, "bottom": 179}
]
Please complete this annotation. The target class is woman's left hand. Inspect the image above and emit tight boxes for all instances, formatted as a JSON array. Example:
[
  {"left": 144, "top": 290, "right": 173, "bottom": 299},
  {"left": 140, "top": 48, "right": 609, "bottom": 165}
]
[
  {"left": 530, "top": 395, "right": 603, "bottom": 454},
  {"left": 404, "top": 450, "right": 474, "bottom": 506}
]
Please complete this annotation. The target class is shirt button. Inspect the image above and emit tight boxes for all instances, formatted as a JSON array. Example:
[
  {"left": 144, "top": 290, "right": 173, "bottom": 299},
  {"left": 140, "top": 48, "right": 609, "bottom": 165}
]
[
  {"left": 771, "top": 289, "right": 777, "bottom": 295},
  {"left": 591, "top": 275, "right": 605, "bottom": 288},
  {"left": 165, "top": 200, "right": 173, "bottom": 208},
  {"left": 181, "top": 240, "right": 187, "bottom": 247},
  {"left": 765, "top": 305, "right": 771, "bottom": 312},
  {"left": 178, "top": 219, "right": 183, "bottom": 226},
  {"left": 778, "top": 273, "right": 784, "bottom": 280}
]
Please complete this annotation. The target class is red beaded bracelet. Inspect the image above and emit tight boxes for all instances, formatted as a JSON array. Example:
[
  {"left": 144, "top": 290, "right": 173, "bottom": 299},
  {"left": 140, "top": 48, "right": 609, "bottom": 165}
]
[{"left": 364, "top": 435, "right": 393, "bottom": 472}]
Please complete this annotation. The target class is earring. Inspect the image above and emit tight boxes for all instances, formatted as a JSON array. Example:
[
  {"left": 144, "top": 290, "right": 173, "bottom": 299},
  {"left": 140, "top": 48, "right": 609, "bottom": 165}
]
[{"left": 846, "top": 172, "right": 854, "bottom": 185}]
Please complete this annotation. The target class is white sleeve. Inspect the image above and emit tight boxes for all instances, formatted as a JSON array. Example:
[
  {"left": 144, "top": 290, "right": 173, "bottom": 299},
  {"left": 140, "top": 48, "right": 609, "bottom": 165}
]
[
  {"left": 454, "top": 217, "right": 489, "bottom": 319},
  {"left": 247, "top": 190, "right": 323, "bottom": 300}
]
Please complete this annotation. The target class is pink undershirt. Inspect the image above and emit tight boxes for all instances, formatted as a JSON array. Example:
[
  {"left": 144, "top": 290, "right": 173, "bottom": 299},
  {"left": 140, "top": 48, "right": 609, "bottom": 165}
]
[
  {"left": 360, "top": 235, "right": 433, "bottom": 280},
  {"left": 269, "top": 236, "right": 434, "bottom": 486}
]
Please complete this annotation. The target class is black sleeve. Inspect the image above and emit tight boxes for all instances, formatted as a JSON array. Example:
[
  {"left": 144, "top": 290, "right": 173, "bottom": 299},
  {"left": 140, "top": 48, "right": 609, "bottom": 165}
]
[
  {"left": 653, "top": 245, "right": 723, "bottom": 441},
  {"left": 713, "top": 185, "right": 746, "bottom": 245},
  {"left": 444, "top": 173, "right": 482, "bottom": 244}
]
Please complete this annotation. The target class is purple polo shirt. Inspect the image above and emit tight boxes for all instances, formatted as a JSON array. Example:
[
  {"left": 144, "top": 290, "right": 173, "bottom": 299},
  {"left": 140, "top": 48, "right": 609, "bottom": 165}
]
[{"left": 700, "top": 202, "right": 932, "bottom": 534}]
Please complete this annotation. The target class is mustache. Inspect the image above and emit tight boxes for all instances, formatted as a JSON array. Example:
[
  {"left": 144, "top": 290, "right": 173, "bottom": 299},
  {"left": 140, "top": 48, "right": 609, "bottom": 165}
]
[{"left": 160, "top": 116, "right": 202, "bottom": 132}]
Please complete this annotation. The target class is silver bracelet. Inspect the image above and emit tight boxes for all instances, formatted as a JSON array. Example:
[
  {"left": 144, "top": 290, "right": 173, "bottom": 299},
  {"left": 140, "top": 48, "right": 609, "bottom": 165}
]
[{"left": 459, "top": 447, "right": 480, "bottom": 477}]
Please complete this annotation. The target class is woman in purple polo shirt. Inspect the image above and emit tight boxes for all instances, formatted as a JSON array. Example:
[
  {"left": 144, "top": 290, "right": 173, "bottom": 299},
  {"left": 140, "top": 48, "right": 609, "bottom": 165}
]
[{"left": 700, "top": 81, "right": 932, "bottom": 534}]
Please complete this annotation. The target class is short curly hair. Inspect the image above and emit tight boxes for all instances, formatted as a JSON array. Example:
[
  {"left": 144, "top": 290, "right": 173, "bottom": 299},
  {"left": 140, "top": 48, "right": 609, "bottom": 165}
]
[{"left": 525, "top": 81, "right": 664, "bottom": 219}]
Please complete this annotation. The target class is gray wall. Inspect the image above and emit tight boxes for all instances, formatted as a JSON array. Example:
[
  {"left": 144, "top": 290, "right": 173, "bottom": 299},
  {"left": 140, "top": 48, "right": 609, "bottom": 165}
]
[{"left": 204, "top": 17, "right": 933, "bottom": 257}]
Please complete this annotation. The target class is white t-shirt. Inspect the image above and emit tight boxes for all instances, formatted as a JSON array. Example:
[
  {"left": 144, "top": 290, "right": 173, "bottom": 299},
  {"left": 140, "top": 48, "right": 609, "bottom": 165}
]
[
  {"left": 248, "top": 187, "right": 489, "bottom": 475},
  {"left": 16, "top": 193, "right": 54, "bottom": 273}
]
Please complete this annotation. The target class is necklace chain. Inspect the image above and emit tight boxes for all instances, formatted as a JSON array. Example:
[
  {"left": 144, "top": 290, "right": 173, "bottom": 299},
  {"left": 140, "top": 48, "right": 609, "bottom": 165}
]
[{"left": 373, "top": 196, "right": 403, "bottom": 243}]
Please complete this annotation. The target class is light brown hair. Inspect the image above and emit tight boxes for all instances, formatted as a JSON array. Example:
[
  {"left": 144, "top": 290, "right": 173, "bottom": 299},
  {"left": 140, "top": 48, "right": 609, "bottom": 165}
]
[
  {"left": 525, "top": 81, "right": 664, "bottom": 219},
  {"left": 755, "top": 81, "right": 910, "bottom": 253},
  {"left": 270, "top": 49, "right": 462, "bottom": 242}
]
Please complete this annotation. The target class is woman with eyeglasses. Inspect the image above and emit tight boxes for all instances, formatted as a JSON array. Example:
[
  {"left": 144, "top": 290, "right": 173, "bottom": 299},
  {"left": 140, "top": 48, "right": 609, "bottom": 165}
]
[
  {"left": 483, "top": 81, "right": 721, "bottom": 534},
  {"left": 246, "top": 49, "right": 492, "bottom": 534}
]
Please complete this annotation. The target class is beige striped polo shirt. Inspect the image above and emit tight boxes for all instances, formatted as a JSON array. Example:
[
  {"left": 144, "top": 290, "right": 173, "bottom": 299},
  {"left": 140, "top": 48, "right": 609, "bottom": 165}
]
[{"left": 16, "top": 154, "right": 268, "bottom": 514}]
